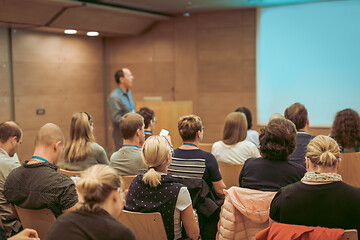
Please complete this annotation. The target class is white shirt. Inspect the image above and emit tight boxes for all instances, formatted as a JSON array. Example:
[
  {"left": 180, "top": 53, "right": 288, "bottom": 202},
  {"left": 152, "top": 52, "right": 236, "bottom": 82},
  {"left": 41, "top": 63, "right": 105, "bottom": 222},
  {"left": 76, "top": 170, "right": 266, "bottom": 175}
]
[{"left": 211, "top": 140, "right": 260, "bottom": 164}]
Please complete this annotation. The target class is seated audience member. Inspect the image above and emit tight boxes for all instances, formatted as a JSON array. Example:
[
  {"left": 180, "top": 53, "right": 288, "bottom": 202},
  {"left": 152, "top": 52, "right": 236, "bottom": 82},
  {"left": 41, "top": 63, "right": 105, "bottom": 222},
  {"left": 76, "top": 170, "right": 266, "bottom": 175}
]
[
  {"left": 270, "top": 135, "right": 360, "bottom": 237},
  {"left": 284, "top": 102, "right": 315, "bottom": 167},
  {"left": 331, "top": 108, "right": 360, "bottom": 153},
  {"left": 60, "top": 112, "right": 109, "bottom": 171},
  {"left": 126, "top": 136, "right": 199, "bottom": 240},
  {"left": 0, "top": 228, "right": 39, "bottom": 240},
  {"left": 168, "top": 115, "right": 226, "bottom": 199},
  {"left": 269, "top": 112, "right": 284, "bottom": 121},
  {"left": 0, "top": 122, "right": 22, "bottom": 236},
  {"left": 235, "top": 107, "right": 259, "bottom": 146},
  {"left": 137, "top": 107, "right": 156, "bottom": 140},
  {"left": 239, "top": 118, "right": 306, "bottom": 191},
  {"left": 110, "top": 113, "right": 147, "bottom": 176},
  {"left": 212, "top": 112, "right": 260, "bottom": 164},
  {"left": 46, "top": 165, "right": 135, "bottom": 240},
  {"left": 4, "top": 123, "right": 78, "bottom": 217}
]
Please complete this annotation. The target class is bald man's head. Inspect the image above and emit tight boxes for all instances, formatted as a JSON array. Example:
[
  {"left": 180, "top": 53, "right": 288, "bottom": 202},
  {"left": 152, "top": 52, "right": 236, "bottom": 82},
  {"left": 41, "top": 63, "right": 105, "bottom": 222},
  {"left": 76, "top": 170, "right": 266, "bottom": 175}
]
[{"left": 35, "top": 123, "right": 64, "bottom": 148}]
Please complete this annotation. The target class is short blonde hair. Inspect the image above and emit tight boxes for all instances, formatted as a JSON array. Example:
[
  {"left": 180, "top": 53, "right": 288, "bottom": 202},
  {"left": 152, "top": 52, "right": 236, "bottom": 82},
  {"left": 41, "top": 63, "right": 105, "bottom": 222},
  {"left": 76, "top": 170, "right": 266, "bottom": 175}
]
[
  {"left": 76, "top": 165, "right": 122, "bottom": 212},
  {"left": 178, "top": 115, "right": 203, "bottom": 141},
  {"left": 141, "top": 136, "right": 171, "bottom": 188},
  {"left": 306, "top": 135, "right": 341, "bottom": 168},
  {"left": 222, "top": 112, "right": 247, "bottom": 145}
]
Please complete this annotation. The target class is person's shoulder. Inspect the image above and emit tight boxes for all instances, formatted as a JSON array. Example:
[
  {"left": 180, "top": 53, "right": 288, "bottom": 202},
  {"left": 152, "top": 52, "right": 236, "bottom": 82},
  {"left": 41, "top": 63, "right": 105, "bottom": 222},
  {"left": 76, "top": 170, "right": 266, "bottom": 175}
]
[
  {"left": 287, "top": 161, "right": 306, "bottom": 172},
  {"left": 90, "top": 142, "right": 105, "bottom": 151},
  {"left": 108, "top": 88, "right": 119, "bottom": 98},
  {"left": 112, "top": 222, "right": 136, "bottom": 240}
]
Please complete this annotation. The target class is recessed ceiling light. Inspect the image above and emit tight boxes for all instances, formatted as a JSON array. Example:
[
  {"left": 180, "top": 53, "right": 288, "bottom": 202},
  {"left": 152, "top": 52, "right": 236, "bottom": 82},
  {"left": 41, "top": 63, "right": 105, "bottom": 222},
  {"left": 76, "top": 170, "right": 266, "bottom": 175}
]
[
  {"left": 87, "top": 31, "right": 99, "bottom": 37},
  {"left": 64, "top": 29, "right": 77, "bottom": 34}
]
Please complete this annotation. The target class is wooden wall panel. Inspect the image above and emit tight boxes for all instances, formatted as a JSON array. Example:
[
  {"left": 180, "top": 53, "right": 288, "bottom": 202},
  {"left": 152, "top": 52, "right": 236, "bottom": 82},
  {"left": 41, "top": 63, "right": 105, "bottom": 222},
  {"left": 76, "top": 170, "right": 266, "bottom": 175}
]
[
  {"left": 12, "top": 30, "right": 104, "bottom": 161},
  {"left": 0, "top": 28, "right": 10, "bottom": 123}
]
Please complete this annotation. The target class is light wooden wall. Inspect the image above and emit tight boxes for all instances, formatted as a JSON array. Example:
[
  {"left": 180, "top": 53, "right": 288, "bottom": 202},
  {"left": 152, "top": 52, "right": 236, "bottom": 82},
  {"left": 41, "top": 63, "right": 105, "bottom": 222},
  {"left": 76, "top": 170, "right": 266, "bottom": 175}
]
[
  {"left": 9, "top": 30, "right": 105, "bottom": 161},
  {"left": 0, "top": 29, "right": 10, "bottom": 123},
  {"left": 105, "top": 9, "right": 258, "bottom": 145}
]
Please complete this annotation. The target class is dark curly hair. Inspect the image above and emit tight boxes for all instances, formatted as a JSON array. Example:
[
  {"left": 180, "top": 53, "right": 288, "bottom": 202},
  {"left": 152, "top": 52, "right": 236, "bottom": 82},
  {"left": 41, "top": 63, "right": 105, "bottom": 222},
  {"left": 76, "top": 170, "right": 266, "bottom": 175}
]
[
  {"left": 259, "top": 118, "right": 297, "bottom": 161},
  {"left": 331, "top": 109, "right": 360, "bottom": 150}
]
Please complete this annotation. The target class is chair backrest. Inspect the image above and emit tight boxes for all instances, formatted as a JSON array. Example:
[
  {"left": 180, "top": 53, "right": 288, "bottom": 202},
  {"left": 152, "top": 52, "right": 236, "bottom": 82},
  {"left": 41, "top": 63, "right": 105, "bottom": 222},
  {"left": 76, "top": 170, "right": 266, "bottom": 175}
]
[
  {"left": 217, "top": 161, "right": 243, "bottom": 188},
  {"left": 58, "top": 168, "right": 82, "bottom": 178},
  {"left": 342, "top": 229, "right": 358, "bottom": 240},
  {"left": 121, "top": 175, "right": 136, "bottom": 190},
  {"left": 338, "top": 152, "right": 360, "bottom": 188},
  {"left": 118, "top": 210, "right": 167, "bottom": 240},
  {"left": 199, "top": 143, "right": 213, "bottom": 153},
  {"left": 14, "top": 205, "right": 55, "bottom": 239}
]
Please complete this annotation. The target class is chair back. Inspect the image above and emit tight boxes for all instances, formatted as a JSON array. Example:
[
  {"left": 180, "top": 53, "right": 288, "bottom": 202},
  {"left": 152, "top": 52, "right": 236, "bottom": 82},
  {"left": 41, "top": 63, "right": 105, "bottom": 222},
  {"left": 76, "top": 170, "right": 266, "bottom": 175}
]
[
  {"left": 121, "top": 175, "right": 136, "bottom": 190},
  {"left": 338, "top": 152, "right": 360, "bottom": 188},
  {"left": 217, "top": 161, "right": 243, "bottom": 188},
  {"left": 58, "top": 168, "right": 82, "bottom": 178},
  {"left": 14, "top": 205, "right": 55, "bottom": 239},
  {"left": 199, "top": 143, "right": 213, "bottom": 152},
  {"left": 342, "top": 229, "right": 358, "bottom": 240},
  {"left": 118, "top": 210, "right": 167, "bottom": 240}
]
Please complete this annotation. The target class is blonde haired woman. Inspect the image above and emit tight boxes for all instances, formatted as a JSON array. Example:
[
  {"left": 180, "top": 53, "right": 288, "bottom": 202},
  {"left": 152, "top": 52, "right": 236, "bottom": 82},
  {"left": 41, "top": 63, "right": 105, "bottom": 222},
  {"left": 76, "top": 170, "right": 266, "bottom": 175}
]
[
  {"left": 212, "top": 112, "right": 260, "bottom": 164},
  {"left": 270, "top": 135, "right": 360, "bottom": 236},
  {"left": 126, "top": 136, "right": 200, "bottom": 240},
  {"left": 62, "top": 112, "right": 109, "bottom": 171},
  {"left": 45, "top": 165, "right": 135, "bottom": 240}
]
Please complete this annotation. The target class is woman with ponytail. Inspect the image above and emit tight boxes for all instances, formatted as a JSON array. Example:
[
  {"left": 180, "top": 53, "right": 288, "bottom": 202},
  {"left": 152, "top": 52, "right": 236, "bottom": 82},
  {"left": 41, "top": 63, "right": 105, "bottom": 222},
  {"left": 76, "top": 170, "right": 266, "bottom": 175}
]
[
  {"left": 45, "top": 165, "right": 135, "bottom": 240},
  {"left": 61, "top": 112, "right": 109, "bottom": 171},
  {"left": 126, "top": 136, "right": 200, "bottom": 240},
  {"left": 269, "top": 135, "right": 360, "bottom": 236}
]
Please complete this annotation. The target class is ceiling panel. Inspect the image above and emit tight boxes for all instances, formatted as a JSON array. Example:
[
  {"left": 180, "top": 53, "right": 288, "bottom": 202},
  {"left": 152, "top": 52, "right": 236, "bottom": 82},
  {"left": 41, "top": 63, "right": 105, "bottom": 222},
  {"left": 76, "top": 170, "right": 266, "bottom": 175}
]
[
  {"left": 0, "top": 0, "right": 80, "bottom": 26},
  {"left": 50, "top": 3, "right": 169, "bottom": 35},
  {"left": 95, "top": 0, "right": 337, "bottom": 14}
]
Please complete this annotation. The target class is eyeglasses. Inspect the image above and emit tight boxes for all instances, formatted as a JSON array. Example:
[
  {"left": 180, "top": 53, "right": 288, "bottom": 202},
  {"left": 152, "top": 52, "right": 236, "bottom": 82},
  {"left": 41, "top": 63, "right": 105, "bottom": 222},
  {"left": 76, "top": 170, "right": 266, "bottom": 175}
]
[{"left": 82, "top": 112, "right": 92, "bottom": 121}]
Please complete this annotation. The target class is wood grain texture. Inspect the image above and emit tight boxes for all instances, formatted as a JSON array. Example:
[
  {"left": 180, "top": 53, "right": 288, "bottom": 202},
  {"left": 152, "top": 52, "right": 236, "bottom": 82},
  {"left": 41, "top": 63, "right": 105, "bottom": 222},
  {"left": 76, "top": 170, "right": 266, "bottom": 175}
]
[
  {"left": 12, "top": 30, "right": 104, "bottom": 160},
  {"left": 0, "top": 29, "right": 10, "bottom": 122}
]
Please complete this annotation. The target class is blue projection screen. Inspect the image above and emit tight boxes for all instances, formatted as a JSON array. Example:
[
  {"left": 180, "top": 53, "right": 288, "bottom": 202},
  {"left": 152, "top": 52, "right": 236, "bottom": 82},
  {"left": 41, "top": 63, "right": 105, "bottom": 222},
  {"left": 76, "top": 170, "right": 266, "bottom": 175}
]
[{"left": 257, "top": 0, "right": 360, "bottom": 126}]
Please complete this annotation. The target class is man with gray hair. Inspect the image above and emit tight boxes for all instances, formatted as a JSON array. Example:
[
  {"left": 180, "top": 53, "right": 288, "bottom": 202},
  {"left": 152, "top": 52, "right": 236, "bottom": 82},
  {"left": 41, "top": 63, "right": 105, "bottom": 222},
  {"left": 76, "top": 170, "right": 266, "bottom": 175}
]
[{"left": 0, "top": 121, "right": 22, "bottom": 236}]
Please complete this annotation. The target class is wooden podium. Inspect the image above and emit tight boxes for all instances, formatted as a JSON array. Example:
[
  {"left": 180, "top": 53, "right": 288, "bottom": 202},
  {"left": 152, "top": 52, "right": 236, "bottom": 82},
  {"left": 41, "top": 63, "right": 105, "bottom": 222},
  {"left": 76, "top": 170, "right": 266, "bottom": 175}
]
[{"left": 136, "top": 101, "right": 192, "bottom": 148}]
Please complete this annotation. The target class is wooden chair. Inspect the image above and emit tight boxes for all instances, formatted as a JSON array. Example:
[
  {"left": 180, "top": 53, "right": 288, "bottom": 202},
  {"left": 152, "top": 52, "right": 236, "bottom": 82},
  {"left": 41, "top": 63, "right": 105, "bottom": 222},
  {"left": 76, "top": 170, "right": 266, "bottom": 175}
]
[
  {"left": 338, "top": 152, "right": 360, "bottom": 188},
  {"left": 121, "top": 175, "right": 136, "bottom": 190},
  {"left": 217, "top": 161, "right": 243, "bottom": 188},
  {"left": 14, "top": 206, "right": 55, "bottom": 239},
  {"left": 58, "top": 168, "right": 82, "bottom": 178},
  {"left": 199, "top": 143, "right": 213, "bottom": 152},
  {"left": 118, "top": 210, "right": 167, "bottom": 240},
  {"left": 342, "top": 229, "right": 358, "bottom": 240}
]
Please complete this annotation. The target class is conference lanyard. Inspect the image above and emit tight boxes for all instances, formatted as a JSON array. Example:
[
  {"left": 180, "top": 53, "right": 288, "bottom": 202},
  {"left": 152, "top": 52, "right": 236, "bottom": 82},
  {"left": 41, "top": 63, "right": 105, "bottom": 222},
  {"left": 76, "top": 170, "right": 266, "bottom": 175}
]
[
  {"left": 183, "top": 143, "right": 198, "bottom": 148},
  {"left": 122, "top": 144, "right": 139, "bottom": 148},
  {"left": 32, "top": 156, "right": 50, "bottom": 163},
  {"left": 144, "top": 131, "right": 152, "bottom": 135},
  {"left": 116, "top": 87, "right": 135, "bottom": 112}
]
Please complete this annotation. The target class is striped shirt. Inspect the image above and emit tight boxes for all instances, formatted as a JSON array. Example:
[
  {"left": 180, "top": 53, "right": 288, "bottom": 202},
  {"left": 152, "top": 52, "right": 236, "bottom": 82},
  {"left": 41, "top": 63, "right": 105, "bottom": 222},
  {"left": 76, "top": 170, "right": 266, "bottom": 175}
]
[{"left": 168, "top": 148, "right": 222, "bottom": 188}]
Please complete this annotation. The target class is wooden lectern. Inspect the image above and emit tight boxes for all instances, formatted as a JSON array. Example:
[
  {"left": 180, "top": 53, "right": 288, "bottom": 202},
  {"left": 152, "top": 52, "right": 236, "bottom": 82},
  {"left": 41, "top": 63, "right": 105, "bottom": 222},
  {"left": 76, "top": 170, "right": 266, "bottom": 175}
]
[{"left": 136, "top": 101, "right": 192, "bottom": 148}]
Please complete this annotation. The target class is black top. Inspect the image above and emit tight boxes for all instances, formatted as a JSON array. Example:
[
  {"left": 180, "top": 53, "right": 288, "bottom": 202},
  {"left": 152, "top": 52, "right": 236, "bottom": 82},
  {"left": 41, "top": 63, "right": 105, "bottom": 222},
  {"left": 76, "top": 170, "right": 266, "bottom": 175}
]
[
  {"left": 270, "top": 181, "right": 360, "bottom": 238},
  {"left": 238, "top": 157, "right": 306, "bottom": 191},
  {"left": 289, "top": 132, "right": 315, "bottom": 167},
  {"left": 4, "top": 162, "right": 78, "bottom": 217},
  {"left": 126, "top": 174, "right": 182, "bottom": 240},
  {"left": 45, "top": 208, "right": 135, "bottom": 240}
]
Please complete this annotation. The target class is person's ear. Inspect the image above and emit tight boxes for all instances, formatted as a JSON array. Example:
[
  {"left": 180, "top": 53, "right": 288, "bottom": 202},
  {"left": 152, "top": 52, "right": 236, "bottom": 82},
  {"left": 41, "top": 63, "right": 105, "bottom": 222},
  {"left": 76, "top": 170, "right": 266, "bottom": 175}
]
[
  {"left": 336, "top": 158, "right": 342, "bottom": 171},
  {"left": 54, "top": 141, "right": 62, "bottom": 151},
  {"left": 305, "top": 157, "right": 310, "bottom": 170}
]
